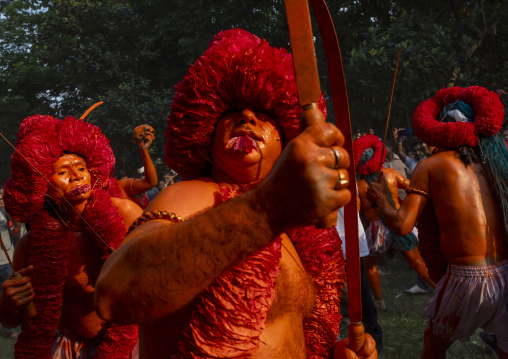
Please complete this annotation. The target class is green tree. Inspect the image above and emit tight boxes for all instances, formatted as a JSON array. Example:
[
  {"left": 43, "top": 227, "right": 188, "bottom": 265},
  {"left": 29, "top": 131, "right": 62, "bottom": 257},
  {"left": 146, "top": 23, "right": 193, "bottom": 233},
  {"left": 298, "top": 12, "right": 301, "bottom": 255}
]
[
  {"left": 330, "top": 0, "right": 507, "bottom": 132},
  {"left": 0, "top": 0, "right": 506, "bottom": 183}
]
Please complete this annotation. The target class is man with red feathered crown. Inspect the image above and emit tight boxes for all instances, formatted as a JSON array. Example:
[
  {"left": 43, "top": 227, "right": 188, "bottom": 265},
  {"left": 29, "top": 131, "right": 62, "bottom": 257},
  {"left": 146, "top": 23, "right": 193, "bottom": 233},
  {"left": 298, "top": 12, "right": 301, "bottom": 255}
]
[
  {"left": 0, "top": 115, "right": 146, "bottom": 358},
  {"left": 367, "top": 86, "right": 508, "bottom": 359},
  {"left": 353, "top": 134, "right": 434, "bottom": 312},
  {"left": 95, "top": 29, "right": 377, "bottom": 359}
]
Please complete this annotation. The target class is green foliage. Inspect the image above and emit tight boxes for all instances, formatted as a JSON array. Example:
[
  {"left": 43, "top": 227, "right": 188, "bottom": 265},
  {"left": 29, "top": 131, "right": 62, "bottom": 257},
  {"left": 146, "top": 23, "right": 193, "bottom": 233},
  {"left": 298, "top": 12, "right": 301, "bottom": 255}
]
[
  {"left": 336, "top": 0, "right": 507, "bottom": 132},
  {"left": 0, "top": 0, "right": 506, "bottom": 182}
]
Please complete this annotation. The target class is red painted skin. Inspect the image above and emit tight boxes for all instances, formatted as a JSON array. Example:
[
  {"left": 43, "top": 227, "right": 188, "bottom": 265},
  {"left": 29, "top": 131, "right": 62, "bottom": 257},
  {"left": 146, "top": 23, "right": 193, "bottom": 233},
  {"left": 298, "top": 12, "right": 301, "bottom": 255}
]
[
  {"left": 367, "top": 150, "right": 508, "bottom": 359},
  {"left": 358, "top": 168, "right": 435, "bottom": 304},
  {"left": 0, "top": 154, "right": 142, "bottom": 340},
  {"left": 95, "top": 109, "right": 377, "bottom": 358}
]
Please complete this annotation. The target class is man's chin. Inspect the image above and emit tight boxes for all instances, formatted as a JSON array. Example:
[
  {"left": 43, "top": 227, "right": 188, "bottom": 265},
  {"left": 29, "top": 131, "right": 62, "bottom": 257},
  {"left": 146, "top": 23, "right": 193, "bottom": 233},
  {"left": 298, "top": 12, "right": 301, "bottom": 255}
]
[{"left": 65, "top": 191, "right": 92, "bottom": 203}]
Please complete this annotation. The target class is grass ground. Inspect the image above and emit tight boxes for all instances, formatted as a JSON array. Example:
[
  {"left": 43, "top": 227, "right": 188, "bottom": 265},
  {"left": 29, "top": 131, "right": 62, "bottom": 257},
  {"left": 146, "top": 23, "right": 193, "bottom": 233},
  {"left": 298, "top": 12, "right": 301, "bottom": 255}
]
[
  {"left": 341, "top": 252, "right": 496, "bottom": 359},
  {"left": 0, "top": 253, "right": 497, "bottom": 359}
]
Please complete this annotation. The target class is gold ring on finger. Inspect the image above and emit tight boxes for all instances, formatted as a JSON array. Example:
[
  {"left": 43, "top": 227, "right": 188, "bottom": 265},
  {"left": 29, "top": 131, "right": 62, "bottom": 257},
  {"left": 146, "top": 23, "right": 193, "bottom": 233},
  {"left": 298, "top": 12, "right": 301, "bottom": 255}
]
[{"left": 336, "top": 170, "right": 349, "bottom": 190}]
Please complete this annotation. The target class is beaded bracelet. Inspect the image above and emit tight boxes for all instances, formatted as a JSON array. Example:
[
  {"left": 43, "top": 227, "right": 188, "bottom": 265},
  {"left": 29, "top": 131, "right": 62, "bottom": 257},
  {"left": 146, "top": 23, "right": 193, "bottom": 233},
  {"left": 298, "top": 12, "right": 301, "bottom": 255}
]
[
  {"left": 128, "top": 210, "right": 185, "bottom": 233},
  {"left": 405, "top": 187, "right": 430, "bottom": 200}
]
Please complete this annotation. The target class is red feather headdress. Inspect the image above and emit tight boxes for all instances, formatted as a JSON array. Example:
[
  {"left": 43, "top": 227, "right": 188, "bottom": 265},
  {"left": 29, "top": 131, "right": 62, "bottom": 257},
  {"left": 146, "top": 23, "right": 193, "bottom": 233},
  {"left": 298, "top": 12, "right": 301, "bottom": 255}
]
[
  {"left": 166, "top": 29, "right": 343, "bottom": 359},
  {"left": 412, "top": 86, "right": 504, "bottom": 148},
  {"left": 353, "top": 134, "right": 386, "bottom": 176},
  {"left": 165, "top": 28, "right": 326, "bottom": 180},
  {"left": 4, "top": 115, "right": 137, "bottom": 358}
]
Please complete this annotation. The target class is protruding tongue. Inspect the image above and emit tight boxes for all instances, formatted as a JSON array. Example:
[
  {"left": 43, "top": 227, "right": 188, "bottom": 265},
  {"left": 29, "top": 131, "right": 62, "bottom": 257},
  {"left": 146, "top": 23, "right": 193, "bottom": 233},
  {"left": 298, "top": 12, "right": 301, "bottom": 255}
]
[
  {"left": 225, "top": 134, "right": 258, "bottom": 153},
  {"left": 69, "top": 184, "right": 92, "bottom": 196}
]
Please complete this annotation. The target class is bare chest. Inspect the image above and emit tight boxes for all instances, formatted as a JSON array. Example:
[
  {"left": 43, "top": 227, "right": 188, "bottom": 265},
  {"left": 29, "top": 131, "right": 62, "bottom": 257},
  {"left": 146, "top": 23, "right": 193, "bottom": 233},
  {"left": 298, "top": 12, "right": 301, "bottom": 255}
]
[
  {"left": 266, "top": 235, "right": 315, "bottom": 322},
  {"left": 65, "top": 232, "right": 104, "bottom": 293}
]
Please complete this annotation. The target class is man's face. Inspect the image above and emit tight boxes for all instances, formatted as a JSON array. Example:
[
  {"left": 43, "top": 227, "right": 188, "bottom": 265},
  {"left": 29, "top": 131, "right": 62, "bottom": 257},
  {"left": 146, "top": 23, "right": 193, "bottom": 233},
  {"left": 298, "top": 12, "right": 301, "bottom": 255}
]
[
  {"left": 413, "top": 144, "right": 424, "bottom": 160},
  {"left": 368, "top": 128, "right": 375, "bottom": 135},
  {"left": 421, "top": 143, "right": 432, "bottom": 157},
  {"left": 503, "top": 129, "right": 508, "bottom": 142},
  {"left": 385, "top": 145, "right": 393, "bottom": 157},
  {"left": 211, "top": 108, "right": 282, "bottom": 180},
  {"left": 47, "top": 154, "right": 92, "bottom": 203},
  {"left": 0, "top": 188, "right": 4, "bottom": 208}
]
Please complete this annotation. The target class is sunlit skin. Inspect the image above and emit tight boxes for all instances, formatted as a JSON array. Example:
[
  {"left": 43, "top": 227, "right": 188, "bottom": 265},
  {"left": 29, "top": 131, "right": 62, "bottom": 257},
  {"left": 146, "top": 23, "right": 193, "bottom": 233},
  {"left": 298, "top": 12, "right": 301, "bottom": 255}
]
[
  {"left": 211, "top": 108, "right": 282, "bottom": 185},
  {"left": 101, "top": 109, "right": 310, "bottom": 358},
  {"left": 367, "top": 150, "right": 508, "bottom": 359},
  {"left": 94, "top": 108, "right": 375, "bottom": 359},
  {"left": 118, "top": 125, "right": 158, "bottom": 200},
  {"left": 357, "top": 168, "right": 434, "bottom": 304},
  {"left": 46, "top": 154, "right": 92, "bottom": 222},
  {"left": 1, "top": 154, "right": 143, "bottom": 340}
]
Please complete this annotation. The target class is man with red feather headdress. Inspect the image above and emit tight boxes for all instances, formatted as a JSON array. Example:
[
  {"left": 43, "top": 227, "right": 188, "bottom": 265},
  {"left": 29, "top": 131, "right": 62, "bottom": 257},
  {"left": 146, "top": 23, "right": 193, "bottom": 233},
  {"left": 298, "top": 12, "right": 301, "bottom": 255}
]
[
  {"left": 0, "top": 115, "right": 143, "bottom": 358},
  {"left": 353, "top": 134, "right": 434, "bottom": 312},
  {"left": 367, "top": 86, "right": 508, "bottom": 358},
  {"left": 95, "top": 29, "right": 377, "bottom": 359}
]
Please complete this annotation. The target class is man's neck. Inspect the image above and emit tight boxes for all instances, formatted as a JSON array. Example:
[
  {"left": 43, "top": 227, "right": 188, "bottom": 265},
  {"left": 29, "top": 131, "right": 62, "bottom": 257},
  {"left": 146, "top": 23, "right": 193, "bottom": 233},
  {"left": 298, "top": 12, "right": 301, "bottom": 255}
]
[
  {"left": 211, "top": 166, "right": 265, "bottom": 191},
  {"left": 56, "top": 199, "right": 88, "bottom": 231}
]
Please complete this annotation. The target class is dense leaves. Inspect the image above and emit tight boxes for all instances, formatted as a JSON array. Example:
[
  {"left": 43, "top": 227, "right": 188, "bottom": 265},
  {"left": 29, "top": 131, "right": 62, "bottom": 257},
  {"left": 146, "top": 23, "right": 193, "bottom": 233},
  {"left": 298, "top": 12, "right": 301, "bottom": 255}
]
[{"left": 0, "top": 0, "right": 506, "bottom": 182}]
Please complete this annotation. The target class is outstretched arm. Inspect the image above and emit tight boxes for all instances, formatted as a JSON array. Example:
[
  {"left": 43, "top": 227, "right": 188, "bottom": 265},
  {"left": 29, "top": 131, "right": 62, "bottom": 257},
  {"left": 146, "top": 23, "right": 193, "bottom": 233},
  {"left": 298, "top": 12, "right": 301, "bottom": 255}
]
[
  {"left": 118, "top": 125, "right": 158, "bottom": 198},
  {"left": 95, "top": 122, "right": 351, "bottom": 324}
]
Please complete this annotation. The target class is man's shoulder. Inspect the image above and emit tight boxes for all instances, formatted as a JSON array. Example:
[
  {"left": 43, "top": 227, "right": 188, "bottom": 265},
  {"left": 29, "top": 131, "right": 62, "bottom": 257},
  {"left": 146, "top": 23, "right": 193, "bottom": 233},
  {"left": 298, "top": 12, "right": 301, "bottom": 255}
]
[
  {"left": 421, "top": 150, "right": 458, "bottom": 163},
  {"left": 145, "top": 177, "right": 221, "bottom": 219},
  {"left": 413, "top": 150, "right": 460, "bottom": 174}
]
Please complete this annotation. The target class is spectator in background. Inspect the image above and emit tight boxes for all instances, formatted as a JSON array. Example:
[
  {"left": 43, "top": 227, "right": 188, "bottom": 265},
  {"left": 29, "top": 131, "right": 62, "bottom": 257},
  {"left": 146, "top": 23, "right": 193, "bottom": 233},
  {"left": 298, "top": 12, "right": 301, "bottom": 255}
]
[
  {"left": 394, "top": 136, "right": 425, "bottom": 174},
  {"left": 159, "top": 169, "right": 180, "bottom": 191},
  {"left": 420, "top": 143, "right": 434, "bottom": 158},
  {"left": 354, "top": 128, "right": 362, "bottom": 140},
  {"left": 0, "top": 185, "right": 20, "bottom": 339}
]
